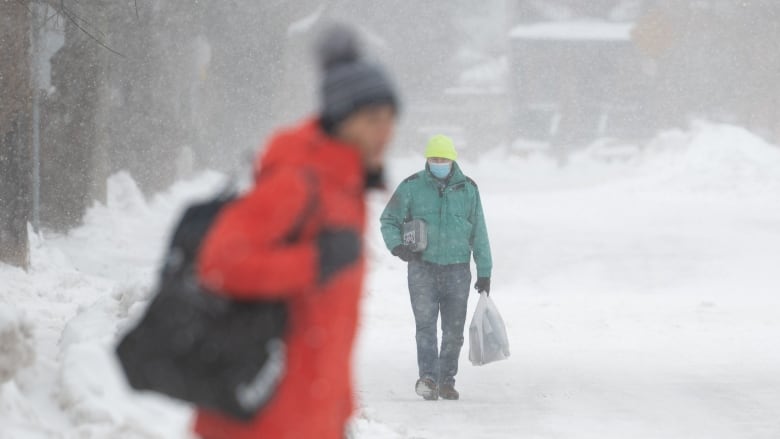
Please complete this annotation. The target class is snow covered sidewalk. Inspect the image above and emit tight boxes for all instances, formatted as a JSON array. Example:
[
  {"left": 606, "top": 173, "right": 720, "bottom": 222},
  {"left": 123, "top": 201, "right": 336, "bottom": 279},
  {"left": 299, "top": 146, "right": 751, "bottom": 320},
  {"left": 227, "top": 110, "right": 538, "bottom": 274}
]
[
  {"left": 357, "top": 124, "right": 780, "bottom": 438},
  {"left": 2, "top": 124, "right": 780, "bottom": 438}
]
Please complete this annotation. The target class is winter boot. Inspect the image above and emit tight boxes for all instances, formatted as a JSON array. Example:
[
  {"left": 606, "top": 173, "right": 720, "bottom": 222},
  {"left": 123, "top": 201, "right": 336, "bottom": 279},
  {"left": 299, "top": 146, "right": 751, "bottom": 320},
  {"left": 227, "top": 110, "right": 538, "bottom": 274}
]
[
  {"left": 415, "top": 377, "right": 438, "bottom": 401},
  {"left": 438, "top": 383, "right": 459, "bottom": 400}
]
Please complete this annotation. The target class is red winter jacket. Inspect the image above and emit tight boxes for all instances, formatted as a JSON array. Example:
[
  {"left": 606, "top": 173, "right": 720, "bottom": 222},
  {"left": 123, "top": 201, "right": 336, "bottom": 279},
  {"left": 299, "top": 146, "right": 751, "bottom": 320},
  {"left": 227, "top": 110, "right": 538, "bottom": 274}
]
[{"left": 194, "top": 119, "right": 368, "bottom": 439}]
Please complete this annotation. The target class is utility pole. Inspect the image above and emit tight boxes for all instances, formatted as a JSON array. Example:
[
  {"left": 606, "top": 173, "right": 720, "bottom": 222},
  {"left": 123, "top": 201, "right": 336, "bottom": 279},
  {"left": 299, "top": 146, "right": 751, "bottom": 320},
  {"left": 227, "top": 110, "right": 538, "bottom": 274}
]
[
  {"left": 30, "top": 1, "right": 42, "bottom": 233},
  {"left": 0, "top": 0, "right": 33, "bottom": 268}
]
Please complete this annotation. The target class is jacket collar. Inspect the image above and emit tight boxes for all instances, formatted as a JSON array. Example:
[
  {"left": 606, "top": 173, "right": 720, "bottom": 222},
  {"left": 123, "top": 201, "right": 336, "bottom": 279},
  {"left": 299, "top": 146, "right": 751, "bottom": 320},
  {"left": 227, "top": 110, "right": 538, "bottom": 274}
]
[
  {"left": 424, "top": 161, "right": 466, "bottom": 186},
  {"left": 257, "top": 118, "right": 366, "bottom": 194}
]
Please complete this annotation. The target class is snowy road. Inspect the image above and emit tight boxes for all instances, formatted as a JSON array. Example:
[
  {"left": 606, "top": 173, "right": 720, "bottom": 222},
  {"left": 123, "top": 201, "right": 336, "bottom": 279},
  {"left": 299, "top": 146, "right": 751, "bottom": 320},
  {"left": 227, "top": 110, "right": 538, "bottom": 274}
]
[
  {"left": 2, "top": 124, "right": 780, "bottom": 438},
  {"left": 357, "top": 125, "right": 780, "bottom": 438},
  {"left": 358, "top": 188, "right": 780, "bottom": 439}
]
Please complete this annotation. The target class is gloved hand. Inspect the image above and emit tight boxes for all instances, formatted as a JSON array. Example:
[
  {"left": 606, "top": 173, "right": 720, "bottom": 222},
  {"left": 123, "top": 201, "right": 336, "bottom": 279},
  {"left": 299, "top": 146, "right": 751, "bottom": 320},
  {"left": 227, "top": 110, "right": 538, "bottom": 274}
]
[
  {"left": 317, "top": 229, "right": 361, "bottom": 283},
  {"left": 474, "top": 277, "right": 491, "bottom": 295},
  {"left": 391, "top": 245, "right": 417, "bottom": 262}
]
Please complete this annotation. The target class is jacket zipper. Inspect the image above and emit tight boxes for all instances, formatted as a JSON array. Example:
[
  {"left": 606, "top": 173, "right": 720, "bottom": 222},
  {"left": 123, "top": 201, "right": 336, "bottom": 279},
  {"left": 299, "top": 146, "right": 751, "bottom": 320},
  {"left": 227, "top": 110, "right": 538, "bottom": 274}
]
[{"left": 438, "top": 189, "right": 444, "bottom": 257}]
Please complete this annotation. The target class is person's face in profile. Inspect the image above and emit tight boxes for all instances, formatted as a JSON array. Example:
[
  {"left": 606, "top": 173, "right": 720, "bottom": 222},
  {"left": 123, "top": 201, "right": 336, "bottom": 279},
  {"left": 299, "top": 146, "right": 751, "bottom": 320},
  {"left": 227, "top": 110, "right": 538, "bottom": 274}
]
[{"left": 336, "top": 104, "right": 396, "bottom": 171}]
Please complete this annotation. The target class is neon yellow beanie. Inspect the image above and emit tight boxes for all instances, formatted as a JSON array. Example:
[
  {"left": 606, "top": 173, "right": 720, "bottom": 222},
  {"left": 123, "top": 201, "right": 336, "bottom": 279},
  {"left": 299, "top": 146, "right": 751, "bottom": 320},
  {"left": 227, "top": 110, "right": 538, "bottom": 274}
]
[{"left": 425, "top": 135, "right": 458, "bottom": 161}]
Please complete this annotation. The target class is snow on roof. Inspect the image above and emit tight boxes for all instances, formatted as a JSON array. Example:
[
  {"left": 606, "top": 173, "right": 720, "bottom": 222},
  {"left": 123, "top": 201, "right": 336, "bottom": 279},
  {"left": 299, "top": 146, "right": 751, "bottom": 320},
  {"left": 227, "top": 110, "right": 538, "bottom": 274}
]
[
  {"left": 458, "top": 56, "right": 507, "bottom": 91},
  {"left": 509, "top": 21, "right": 635, "bottom": 42},
  {"left": 287, "top": 5, "right": 325, "bottom": 36}
]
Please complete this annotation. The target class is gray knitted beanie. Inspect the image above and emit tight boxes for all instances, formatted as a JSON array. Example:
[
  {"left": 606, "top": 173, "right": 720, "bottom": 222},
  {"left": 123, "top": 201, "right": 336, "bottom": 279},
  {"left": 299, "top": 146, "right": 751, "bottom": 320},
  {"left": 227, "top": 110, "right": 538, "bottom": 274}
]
[{"left": 316, "top": 24, "right": 399, "bottom": 132}]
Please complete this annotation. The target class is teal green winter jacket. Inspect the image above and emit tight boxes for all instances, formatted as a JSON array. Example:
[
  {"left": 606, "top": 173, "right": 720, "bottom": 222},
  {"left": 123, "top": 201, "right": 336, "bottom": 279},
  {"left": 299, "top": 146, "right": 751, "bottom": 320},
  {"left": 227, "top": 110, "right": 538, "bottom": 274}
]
[{"left": 380, "top": 162, "right": 492, "bottom": 277}]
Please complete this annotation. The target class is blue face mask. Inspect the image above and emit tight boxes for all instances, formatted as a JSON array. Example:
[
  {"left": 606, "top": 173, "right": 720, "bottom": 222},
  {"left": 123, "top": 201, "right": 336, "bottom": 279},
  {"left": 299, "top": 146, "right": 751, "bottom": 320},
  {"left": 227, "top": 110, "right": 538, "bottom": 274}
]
[{"left": 429, "top": 162, "right": 453, "bottom": 179}]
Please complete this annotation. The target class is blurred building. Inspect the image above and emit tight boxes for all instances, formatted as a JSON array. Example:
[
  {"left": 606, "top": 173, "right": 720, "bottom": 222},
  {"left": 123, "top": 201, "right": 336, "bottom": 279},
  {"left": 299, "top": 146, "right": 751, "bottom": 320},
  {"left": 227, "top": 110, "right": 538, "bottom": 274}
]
[
  {"left": 386, "top": 0, "right": 513, "bottom": 158},
  {"left": 506, "top": 0, "right": 780, "bottom": 151}
]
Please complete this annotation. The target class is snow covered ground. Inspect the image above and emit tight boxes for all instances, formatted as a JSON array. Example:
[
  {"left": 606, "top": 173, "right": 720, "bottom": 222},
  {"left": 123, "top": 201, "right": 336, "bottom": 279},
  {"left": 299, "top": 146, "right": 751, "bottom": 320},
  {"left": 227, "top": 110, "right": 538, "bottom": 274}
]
[{"left": 2, "top": 123, "right": 780, "bottom": 438}]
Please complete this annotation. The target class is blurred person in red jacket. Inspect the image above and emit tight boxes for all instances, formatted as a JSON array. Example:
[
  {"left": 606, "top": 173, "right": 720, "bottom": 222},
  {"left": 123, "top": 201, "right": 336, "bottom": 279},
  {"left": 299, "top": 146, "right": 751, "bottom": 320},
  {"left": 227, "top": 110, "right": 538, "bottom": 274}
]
[{"left": 193, "top": 24, "right": 399, "bottom": 439}]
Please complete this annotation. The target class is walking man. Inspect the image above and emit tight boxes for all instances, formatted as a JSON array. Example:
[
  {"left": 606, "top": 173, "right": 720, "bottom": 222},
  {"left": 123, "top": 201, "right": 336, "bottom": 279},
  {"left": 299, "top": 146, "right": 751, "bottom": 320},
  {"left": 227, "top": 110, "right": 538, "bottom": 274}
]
[{"left": 380, "top": 135, "right": 492, "bottom": 400}]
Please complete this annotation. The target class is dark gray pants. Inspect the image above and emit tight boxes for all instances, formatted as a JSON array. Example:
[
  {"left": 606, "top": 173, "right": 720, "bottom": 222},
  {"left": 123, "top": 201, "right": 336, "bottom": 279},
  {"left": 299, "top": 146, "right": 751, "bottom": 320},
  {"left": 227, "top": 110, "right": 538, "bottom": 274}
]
[{"left": 408, "top": 260, "right": 471, "bottom": 386}]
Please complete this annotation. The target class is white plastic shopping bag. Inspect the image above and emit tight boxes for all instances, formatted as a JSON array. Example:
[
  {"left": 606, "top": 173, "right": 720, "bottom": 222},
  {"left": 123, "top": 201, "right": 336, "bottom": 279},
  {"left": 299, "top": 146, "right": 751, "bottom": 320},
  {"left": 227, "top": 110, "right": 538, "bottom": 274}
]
[{"left": 468, "top": 292, "right": 510, "bottom": 366}]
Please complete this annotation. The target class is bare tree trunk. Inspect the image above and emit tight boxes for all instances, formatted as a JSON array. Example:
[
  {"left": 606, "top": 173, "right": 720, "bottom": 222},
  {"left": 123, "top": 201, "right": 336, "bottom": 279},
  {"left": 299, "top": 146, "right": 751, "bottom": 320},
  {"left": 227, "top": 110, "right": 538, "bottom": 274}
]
[
  {"left": 0, "top": 1, "right": 33, "bottom": 268},
  {"left": 42, "top": 1, "right": 107, "bottom": 230}
]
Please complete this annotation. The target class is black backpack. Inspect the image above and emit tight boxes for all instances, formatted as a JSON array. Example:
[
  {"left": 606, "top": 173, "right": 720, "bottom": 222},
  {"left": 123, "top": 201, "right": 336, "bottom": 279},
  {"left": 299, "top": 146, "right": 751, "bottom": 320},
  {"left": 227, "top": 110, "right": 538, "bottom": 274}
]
[{"left": 115, "top": 189, "right": 288, "bottom": 421}]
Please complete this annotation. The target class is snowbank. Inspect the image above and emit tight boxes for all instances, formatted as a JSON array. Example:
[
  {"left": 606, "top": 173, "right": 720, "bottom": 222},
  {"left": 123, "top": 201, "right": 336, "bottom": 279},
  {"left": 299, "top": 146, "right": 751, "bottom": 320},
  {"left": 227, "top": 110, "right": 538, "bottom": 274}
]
[
  {"left": 509, "top": 21, "right": 634, "bottom": 41},
  {"left": 57, "top": 288, "right": 192, "bottom": 438},
  {"left": 508, "top": 122, "right": 780, "bottom": 198},
  {"left": 636, "top": 123, "right": 780, "bottom": 196},
  {"left": 0, "top": 171, "right": 226, "bottom": 439}
]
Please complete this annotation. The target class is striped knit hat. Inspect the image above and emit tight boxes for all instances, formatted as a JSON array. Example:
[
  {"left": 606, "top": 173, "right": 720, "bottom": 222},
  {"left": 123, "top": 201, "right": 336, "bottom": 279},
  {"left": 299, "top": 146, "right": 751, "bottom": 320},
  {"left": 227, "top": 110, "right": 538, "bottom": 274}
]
[{"left": 316, "top": 24, "right": 399, "bottom": 132}]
